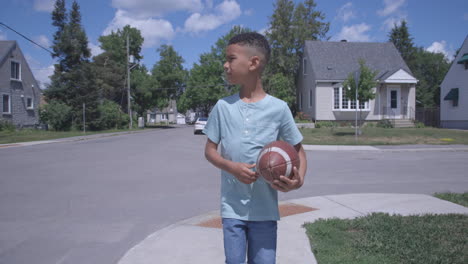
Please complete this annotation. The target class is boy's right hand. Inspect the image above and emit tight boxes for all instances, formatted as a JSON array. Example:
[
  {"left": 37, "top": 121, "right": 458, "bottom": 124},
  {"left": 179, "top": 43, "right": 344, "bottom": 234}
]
[{"left": 229, "top": 163, "right": 258, "bottom": 184}]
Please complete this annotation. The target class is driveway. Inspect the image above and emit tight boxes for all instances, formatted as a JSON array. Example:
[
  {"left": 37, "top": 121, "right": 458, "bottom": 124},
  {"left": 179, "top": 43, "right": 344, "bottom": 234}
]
[{"left": 0, "top": 126, "right": 467, "bottom": 263}]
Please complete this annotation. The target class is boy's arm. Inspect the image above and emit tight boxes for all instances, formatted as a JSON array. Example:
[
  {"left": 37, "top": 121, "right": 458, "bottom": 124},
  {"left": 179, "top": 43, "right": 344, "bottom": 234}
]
[
  {"left": 270, "top": 143, "right": 307, "bottom": 192},
  {"left": 204, "top": 138, "right": 258, "bottom": 184}
]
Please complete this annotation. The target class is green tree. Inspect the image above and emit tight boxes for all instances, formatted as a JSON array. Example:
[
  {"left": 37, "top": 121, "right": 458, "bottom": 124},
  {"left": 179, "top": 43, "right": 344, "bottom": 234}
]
[
  {"left": 131, "top": 65, "right": 157, "bottom": 118},
  {"left": 178, "top": 26, "right": 250, "bottom": 115},
  {"left": 39, "top": 101, "right": 73, "bottom": 131},
  {"left": 342, "top": 60, "right": 378, "bottom": 128},
  {"left": 265, "top": 0, "right": 329, "bottom": 113},
  {"left": 388, "top": 20, "right": 415, "bottom": 64}
]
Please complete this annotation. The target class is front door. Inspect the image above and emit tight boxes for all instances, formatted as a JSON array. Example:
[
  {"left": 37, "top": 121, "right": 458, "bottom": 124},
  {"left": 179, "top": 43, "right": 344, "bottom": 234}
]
[{"left": 387, "top": 86, "right": 401, "bottom": 119}]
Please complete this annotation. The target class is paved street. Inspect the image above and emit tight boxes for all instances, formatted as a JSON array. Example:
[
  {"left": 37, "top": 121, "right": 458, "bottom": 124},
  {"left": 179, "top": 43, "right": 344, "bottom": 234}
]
[{"left": 0, "top": 126, "right": 467, "bottom": 264}]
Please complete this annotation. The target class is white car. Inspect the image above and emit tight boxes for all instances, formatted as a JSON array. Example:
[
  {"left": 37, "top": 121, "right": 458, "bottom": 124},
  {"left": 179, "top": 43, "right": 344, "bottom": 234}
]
[{"left": 194, "top": 117, "right": 208, "bottom": 134}]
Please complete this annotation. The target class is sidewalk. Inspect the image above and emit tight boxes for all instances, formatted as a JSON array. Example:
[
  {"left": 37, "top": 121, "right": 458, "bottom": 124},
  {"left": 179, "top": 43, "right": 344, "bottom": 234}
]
[{"left": 117, "top": 193, "right": 468, "bottom": 264}]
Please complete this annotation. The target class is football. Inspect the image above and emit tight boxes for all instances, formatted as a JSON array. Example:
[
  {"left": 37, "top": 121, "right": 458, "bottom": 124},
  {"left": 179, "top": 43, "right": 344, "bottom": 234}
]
[{"left": 256, "top": 141, "right": 300, "bottom": 183}]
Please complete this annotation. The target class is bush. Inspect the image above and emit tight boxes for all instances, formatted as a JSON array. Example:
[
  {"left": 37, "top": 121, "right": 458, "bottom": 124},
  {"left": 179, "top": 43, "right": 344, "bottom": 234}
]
[
  {"left": 39, "top": 101, "right": 73, "bottom": 131},
  {"left": 315, "top": 121, "right": 336, "bottom": 128},
  {"left": 376, "top": 119, "right": 393, "bottom": 128},
  {"left": 0, "top": 119, "right": 15, "bottom": 132},
  {"left": 295, "top": 112, "right": 311, "bottom": 123},
  {"left": 91, "top": 100, "right": 128, "bottom": 130},
  {"left": 415, "top": 121, "right": 425, "bottom": 128}
]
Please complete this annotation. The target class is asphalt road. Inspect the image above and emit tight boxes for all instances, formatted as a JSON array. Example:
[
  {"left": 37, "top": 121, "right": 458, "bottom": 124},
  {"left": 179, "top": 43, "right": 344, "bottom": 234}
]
[{"left": 1, "top": 126, "right": 467, "bottom": 264}]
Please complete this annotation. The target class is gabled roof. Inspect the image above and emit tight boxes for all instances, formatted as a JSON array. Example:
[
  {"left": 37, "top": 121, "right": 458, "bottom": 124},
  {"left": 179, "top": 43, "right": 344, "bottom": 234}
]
[
  {"left": 305, "top": 40, "right": 414, "bottom": 81},
  {"left": 0, "top": 41, "right": 17, "bottom": 67}
]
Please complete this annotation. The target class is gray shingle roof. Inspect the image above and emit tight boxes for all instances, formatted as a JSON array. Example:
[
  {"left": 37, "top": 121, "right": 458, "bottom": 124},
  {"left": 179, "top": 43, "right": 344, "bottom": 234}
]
[
  {"left": 0, "top": 41, "right": 17, "bottom": 67},
  {"left": 305, "top": 40, "right": 413, "bottom": 81}
]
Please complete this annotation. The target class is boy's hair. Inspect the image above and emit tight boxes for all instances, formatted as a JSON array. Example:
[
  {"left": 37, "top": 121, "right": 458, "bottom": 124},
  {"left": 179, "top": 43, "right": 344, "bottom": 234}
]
[{"left": 228, "top": 32, "right": 271, "bottom": 67}]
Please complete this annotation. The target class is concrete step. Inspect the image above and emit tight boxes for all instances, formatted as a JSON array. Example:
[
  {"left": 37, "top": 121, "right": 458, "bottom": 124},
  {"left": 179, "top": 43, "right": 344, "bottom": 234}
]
[{"left": 393, "top": 119, "right": 415, "bottom": 128}]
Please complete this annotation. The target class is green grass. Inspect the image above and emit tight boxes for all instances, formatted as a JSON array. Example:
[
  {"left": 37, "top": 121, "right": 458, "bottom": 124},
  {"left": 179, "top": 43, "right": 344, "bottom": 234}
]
[
  {"left": 300, "top": 127, "right": 468, "bottom": 145},
  {"left": 434, "top": 192, "right": 468, "bottom": 207},
  {"left": 305, "top": 213, "right": 468, "bottom": 264},
  {"left": 0, "top": 128, "right": 141, "bottom": 144}
]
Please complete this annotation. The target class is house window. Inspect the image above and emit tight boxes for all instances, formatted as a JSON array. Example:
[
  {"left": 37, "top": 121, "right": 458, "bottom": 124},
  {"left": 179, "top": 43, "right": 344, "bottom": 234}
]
[
  {"left": 333, "top": 87, "right": 340, "bottom": 109},
  {"left": 161, "top": 113, "right": 168, "bottom": 120},
  {"left": 303, "top": 58, "right": 307, "bottom": 75},
  {"left": 11, "top": 61, "right": 21, "bottom": 80},
  {"left": 2, "top": 94, "right": 11, "bottom": 114},
  {"left": 27, "top": 97, "right": 34, "bottom": 109},
  {"left": 309, "top": 89, "right": 313, "bottom": 108},
  {"left": 333, "top": 87, "right": 369, "bottom": 110}
]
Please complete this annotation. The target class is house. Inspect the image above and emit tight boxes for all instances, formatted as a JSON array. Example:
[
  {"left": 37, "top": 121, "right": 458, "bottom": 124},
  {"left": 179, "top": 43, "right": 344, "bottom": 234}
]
[
  {"left": 0, "top": 41, "right": 41, "bottom": 128},
  {"left": 440, "top": 35, "right": 468, "bottom": 129},
  {"left": 146, "top": 99, "right": 179, "bottom": 124},
  {"left": 297, "top": 40, "right": 418, "bottom": 126}
]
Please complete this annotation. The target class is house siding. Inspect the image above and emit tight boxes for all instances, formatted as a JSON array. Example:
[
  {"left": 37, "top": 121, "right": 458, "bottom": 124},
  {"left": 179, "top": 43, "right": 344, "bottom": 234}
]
[
  {"left": 440, "top": 36, "right": 468, "bottom": 129},
  {"left": 0, "top": 42, "right": 41, "bottom": 127},
  {"left": 297, "top": 47, "right": 316, "bottom": 120}
]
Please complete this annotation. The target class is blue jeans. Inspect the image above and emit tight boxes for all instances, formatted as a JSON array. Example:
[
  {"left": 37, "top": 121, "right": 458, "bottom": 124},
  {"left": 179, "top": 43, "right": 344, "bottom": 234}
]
[{"left": 222, "top": 218, "right": 277, "bottom": 264}]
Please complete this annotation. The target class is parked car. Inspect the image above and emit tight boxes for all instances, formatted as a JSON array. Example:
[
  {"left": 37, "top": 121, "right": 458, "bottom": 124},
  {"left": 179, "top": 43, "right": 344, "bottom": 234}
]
[{"left": 194, "top": 117, "right": 208, "bottom": 134}]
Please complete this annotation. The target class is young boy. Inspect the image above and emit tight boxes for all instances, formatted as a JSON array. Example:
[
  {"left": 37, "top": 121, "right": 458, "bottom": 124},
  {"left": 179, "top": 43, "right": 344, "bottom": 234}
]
[{"left": 203, "top": 32, "right": 307, "bottom": 264}]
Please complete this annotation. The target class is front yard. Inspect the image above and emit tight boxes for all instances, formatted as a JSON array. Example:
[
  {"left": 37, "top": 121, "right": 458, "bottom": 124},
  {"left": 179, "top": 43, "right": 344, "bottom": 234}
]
[{"left": 300, "top": 127, "right": 468, "bottom": 145}]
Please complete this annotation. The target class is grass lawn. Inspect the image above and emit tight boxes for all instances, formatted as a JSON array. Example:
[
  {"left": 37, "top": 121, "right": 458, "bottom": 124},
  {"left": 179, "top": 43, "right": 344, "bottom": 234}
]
[
  {"left": 305, "top": 212, "right": 467, "bottom": 264},
  {"left": 434, "top": 192, "right": 468, "bottom": 207},
  {"left": 0, "top": 128, "right": 142, "bottom": 144},
  {"left": 300, "top": 127, "right": 468, "bottom": 145}
]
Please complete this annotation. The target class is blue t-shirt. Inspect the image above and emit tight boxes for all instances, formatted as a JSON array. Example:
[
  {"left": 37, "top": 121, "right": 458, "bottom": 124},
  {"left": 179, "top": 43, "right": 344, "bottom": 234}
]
[{"left": 203, "top": 93, "right": 303, "bottom": 221}]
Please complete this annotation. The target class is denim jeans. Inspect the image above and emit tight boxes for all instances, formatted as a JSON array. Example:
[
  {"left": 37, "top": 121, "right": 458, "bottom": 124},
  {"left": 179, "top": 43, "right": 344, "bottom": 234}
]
[{"left": 222, "top": 218, "right": 277, "bottom": 264}]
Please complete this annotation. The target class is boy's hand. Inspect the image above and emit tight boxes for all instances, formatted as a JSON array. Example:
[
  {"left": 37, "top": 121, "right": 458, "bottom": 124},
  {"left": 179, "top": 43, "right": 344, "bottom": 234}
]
[
  {"left": 270, "top": 166, "right": 303, "bottom": 192},
  {"left": 229, "top": 163, "right": 258, "bottom": 184}
]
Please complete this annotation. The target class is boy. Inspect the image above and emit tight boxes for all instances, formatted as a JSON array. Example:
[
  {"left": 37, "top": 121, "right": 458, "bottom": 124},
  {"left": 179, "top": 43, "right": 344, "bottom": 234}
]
[{"left": 203, "top": 32, "right": 307, "bottom": 264}]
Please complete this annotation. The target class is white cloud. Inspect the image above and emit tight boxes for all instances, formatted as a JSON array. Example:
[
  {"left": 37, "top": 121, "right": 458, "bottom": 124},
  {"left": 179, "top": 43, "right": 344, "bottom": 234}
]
[
  {"left": 103, "top": 10, "right": 175, "bottom": 48},
  {"left": 334, "top": 23, "right": 372, "bottom": 42},
  {"left": 381, "top": 14, "right": 407, "bottom": 31},
  {"left": 34, "top": 0, "right": 55, "bottom": 12},
  {"left": 33, "top": 35, "right": 50, "bottom": 48},
  {"left": 336, "top": 2, "right": 355, "bottom": 22},
  {"left": 112, "top": 0, "right": 203, "bottom": 18},
  {"left": 244, "top": 8, "right": 254, "bottom": 16},
  {"left": 89, "top": 42, "right": 104, "bottom": 57},
  {"left": 426, "top": 41, "right": 453, "bottom": 61},
  {"left": 0, "top": 30, "right": 6, "bottom": 40},
  {"left": 25, "top": 54, "right": 54, "bottom": 89},
  {"left": 258, "top": 27, "right": 269, "bottom": 35},
  {"left": 184, "top": 0, "right": 241, "bottom": 33},
  {"left": 377, "top": 0, "right": 406, "bottom": 17}
]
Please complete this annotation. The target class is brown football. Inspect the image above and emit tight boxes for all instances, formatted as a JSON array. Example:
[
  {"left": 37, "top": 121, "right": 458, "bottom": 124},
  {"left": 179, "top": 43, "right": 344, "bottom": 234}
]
[{"left": 256, "top": 141, "right": 300, "bottom": 183}]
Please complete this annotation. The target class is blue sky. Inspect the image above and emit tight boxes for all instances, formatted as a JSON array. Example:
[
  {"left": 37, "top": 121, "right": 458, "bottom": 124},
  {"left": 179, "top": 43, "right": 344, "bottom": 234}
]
[{"left": 1, "top": 0, "right": 467, "bottom": 89}]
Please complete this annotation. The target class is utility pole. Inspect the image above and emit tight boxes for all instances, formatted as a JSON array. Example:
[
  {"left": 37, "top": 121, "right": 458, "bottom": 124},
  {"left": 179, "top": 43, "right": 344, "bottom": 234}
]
[
  {"left": 354, "top": 70, "right": 360, "bottom": 142},
  {"left": 127, "top": 34, "right": 132, "bottom": 129}
]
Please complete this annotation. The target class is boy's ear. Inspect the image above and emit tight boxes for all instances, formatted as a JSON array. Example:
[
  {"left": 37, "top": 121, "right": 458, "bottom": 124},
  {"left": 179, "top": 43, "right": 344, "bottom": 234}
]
[{"left": 249, "top": 55, "right": 261, "bottom": 71}]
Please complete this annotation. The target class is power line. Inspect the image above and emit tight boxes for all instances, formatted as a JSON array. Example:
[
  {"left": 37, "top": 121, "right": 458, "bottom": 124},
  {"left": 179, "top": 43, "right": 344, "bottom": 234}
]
[{"left": 0, "top": 21, "right": 56, "bottom": 57}]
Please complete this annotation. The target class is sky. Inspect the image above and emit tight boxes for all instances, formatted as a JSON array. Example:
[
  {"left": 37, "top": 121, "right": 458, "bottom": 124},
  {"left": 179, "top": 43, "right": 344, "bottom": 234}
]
[{"left": 1, "top": 0, "right": 467, "bottom": 89}]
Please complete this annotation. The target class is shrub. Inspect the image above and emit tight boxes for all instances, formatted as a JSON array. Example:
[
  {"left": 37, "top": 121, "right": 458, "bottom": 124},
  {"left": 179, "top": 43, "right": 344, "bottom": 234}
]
[
  {"left": 315, "top": 121, "right": 336, "bottom": 128},
  {"left": 295, "top": 112, "right": 311, "bottom": 123},
  {"left": 39, "top": 101, "right": 73, "bottom": 131},
  {"left": 91, "top": 100, "right": 128, "bottom": 130},
  {"left": 377, "top": 119, "right": 393, "bottom": 128},
  {"left": 414, "top": 121, "right": 425, "bottom": 128},
  {"left": 0, "top": 119, "right": 15, "bottom": 132}
]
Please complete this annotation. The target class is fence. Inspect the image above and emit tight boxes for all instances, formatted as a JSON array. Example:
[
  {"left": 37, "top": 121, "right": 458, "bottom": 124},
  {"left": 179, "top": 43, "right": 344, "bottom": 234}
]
[{"left": 415, "top": 107, "right": 440, "bottom": 127}]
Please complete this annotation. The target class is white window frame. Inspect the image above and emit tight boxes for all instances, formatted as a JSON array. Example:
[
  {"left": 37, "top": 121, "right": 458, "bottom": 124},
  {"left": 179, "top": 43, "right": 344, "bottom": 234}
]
[
  {"left": 303, "top": 58, "right": 307, "bottom": 75},
  {"left": 2, "top": 94, "right": 11, "bottom": 114},
  {"left": 333, "top": 86, "right": 370, "bottom": 111},
  {"left": 10, "top": 60, "right": 21, "bottom": 81},
  {"left": 161, "top": 113, "right": 168, "bottom": 120},
  {"left": 26, "top": 97, "right": 34, "bottom": 110}
]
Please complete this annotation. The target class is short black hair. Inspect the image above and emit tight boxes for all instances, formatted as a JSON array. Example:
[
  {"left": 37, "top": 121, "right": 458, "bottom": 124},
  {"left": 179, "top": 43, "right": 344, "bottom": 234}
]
[{"left": 228, "top": 32, "right": 271, "bottom": 65}]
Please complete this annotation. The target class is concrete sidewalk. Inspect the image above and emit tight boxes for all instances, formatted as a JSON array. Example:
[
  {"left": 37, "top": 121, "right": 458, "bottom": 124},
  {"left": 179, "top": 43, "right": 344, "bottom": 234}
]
[{"left": 117, "top": 193, "right": 468, "bottom": 264}]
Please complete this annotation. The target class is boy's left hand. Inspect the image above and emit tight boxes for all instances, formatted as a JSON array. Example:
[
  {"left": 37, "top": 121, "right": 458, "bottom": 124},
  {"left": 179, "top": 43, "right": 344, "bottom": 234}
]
[{"left": 270, "top": 166, "right": 303, "bottom": 192}]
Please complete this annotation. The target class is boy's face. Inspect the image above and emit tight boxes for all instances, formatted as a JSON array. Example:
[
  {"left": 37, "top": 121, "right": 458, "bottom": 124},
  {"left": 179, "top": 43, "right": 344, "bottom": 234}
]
[{"left": 224, "top": 44, "right": 257, "bottom": 85}]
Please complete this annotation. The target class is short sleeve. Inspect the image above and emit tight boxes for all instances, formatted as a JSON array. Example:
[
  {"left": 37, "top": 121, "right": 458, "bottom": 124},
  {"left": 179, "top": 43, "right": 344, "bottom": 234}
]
[
  {"left": 203, "top": 102, "right": 221, "bottom": 144},
  {"left": 279, "top": 103, "right": 303, "bottom": 146}
]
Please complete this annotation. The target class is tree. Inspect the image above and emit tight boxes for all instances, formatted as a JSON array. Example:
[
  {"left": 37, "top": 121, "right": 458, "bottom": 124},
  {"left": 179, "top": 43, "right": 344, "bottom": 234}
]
[
  {"left": 151, "top": 44, "right": 187, "bottom": 110},
  {"left": 265, "top": 0, "right": 329, "bottom": 113},
  {"left": 342, "top": 59, "right": 378, "bottom": 128},
  {"left": 388, "top": 20, "right": 415, "bottom": 64},
  {"left": 131, "top": 65, "right": 156, "bottom": 118},
  {"left": 178, "top": 26, "right": 250, "bottom": 115}
]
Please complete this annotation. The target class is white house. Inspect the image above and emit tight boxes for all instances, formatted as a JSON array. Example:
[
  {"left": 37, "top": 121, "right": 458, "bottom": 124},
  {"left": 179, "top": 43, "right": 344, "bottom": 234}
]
[
  {"left": 440, "top": 35, "right": 468, "bottom": 129},
  {"left": 297, "top": 40, "right": 418, "bottom": 126}
]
